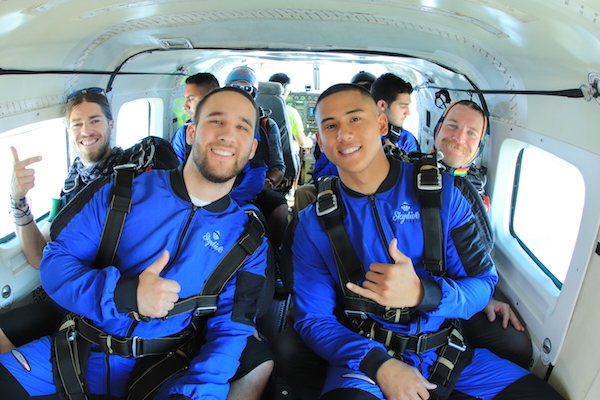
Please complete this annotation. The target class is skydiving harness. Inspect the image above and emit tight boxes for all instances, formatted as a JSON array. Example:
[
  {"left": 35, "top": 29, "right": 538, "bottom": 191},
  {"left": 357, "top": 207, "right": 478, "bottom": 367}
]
[
  {"left": 316, "top": 152, "right": 471, "bottom": 400},
  {"left": 51, "top": 166, "right": 266, "bottom": 400}
]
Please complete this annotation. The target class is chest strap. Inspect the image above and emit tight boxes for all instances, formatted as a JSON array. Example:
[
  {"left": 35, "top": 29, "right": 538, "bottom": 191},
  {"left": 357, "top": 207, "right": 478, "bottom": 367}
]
[{"left": 317, "top": 176, "right": 411, "bottom": 324}]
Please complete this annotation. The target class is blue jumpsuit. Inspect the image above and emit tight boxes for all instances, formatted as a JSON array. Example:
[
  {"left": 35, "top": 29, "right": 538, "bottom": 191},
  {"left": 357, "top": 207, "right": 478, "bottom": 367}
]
[
  {"left": 292, "top": 158, "right": 529, "bottom": 399},
  {"left": 0, "top": 167, "right": 268, "bottom": 400}
]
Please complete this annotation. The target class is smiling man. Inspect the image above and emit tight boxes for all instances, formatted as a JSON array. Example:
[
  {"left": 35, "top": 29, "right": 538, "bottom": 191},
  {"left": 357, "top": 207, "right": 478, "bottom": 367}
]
[
  {"left": 284, "top": 83, "right": 564, "bottom": 400},
  {"left": 1, "top": 87, "right": 272, "bottom": 400}
]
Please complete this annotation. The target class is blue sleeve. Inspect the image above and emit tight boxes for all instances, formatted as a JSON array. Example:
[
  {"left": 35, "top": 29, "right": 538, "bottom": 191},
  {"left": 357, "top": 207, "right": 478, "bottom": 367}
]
[
  {"left": 171, "top": 238, "right": 269, "bottom": 400},
  {"left": 266, "top": 118, "right": 285, "bottom": 172},
  {"left": 171, "top": 125, "right": 188, "bottom": 164},
  {"left": 40, "top": 181, "right": 125, "bottom": 322},
  {"left": 398, "top": 128, "right": 419, "bottom": 153},
  {"left": 230, "top": 161, "right": 267, "bottom": 205}
]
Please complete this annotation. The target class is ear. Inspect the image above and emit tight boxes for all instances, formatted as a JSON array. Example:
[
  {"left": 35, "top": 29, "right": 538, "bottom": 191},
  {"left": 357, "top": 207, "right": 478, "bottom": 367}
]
[
  {"left": 108, "top": 119, "right": 115, "bottom": 133},
  {"left": 185, "top": 124, "right": 195, "bottom": 145},
  {"left": 376, "top": 99, "right": 387, "bottom": 113},
  {"left": 248, "top": 138, "right": 258, "bottom": 160},
  {"left": 315, "top": 132, "right": 324, "bottom": 152},
  {"left": 377, "top": 113, "right": 388, "bottom": 136}
]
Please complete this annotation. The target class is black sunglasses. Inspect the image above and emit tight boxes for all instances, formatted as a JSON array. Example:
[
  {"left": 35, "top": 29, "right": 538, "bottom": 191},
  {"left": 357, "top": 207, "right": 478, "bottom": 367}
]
[{"left": 67, "top": 87, "right": 106, "bottom": 101}]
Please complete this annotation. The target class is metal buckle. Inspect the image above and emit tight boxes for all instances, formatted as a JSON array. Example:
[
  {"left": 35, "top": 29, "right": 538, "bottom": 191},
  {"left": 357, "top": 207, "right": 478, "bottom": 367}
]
[
  {"left": 316, "top": 190, "right": 338, "bottom": 217},
  {"left": 194, "top": 306, "right": 217, "bottom": 316},
  {"left": 447, "top": 334, "right": 467, "bottom": 352},
  {"left": 131, "top": 336, "right": 141, "bottom": 358},
  {"left": 416, "top": 170, "right": 442, "bottom": 191},
  {"left": 344, "top": 310, "right": 368, "bottom": 320},
  {"left": 415, "top": 334, "right": 425, "bottom": 354},
  {"left": 113, "top": 163, "right": 137, "bottom": 170}
]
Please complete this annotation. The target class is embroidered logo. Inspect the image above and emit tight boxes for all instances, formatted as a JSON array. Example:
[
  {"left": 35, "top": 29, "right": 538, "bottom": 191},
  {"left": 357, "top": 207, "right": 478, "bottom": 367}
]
[
  {"left": 11, "top": 349, "right": 31, "bottom": 372},
  {"left": 203, "top": 231, "right": 224, "bottom": 254},
  {"left": 392, "top": 202, "right": 421, "bottom": 224}
]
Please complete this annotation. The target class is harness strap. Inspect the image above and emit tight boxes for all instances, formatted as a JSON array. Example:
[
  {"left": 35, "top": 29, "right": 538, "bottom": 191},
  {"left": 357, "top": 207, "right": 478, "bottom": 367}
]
[
  {"left": 317, "top": 176, "right": 413, "bottom": 324},
  {"left": 51, "top": 316, "right": 91, "bottom": 400},
  {"left": 366, "top": 321, "right": 458, "bottom": 355},
  {"left": 414, "top": 153, "right": 445, "bottom": 276},
  {"left": 165, "top": 211, "right": 265, "bottom": 318},
  {"left": 93, "top": 165, "right": 136, "bottom": 269},
  {"left": 76, "top": 317, "right": 192, "bottom": 358}
]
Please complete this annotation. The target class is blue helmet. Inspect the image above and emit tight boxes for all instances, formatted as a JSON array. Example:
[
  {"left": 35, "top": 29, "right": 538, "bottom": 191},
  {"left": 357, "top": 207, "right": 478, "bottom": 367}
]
[{"left": 225, "top": 66, "right": 258, "bottom": 87}]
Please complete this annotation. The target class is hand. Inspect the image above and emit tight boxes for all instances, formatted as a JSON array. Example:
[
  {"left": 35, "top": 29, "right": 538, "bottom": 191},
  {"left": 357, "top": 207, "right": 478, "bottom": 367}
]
[
  {"left": 483, "top": 297, "right": 525, "bottom": 331},
  {"left": 11, "top": 146, "right": 42, "bottom": 199},
  {"left": 377, "top": 358, "right": 436, "bottom": 400},
  {"left": 263, "top": 178, "right": 274, "bottom": 190},
  {"left": 137, "top": 251, "right": 181, "bottom": 319},
  {"left": 346, "top": 239, "right": 423, "bottom": 308}
]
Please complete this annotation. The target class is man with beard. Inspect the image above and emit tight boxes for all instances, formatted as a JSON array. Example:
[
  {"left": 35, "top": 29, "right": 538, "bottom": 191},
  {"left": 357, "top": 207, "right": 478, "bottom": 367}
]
[
  {"left": 2, "top": 89, "right": 124, "bottom": 354},
  {"left": 434, "top": 100, "right": 532, "bottom": 368},
  {"left": 0, "top": 87, "right": 272, "bottom": 400}
]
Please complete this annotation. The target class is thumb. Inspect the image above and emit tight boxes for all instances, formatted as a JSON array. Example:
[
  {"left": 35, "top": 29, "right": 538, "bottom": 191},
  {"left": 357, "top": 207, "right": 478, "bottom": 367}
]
[
  {"left": 388, "top": 238, "right": 407, "bottom": 264},
  {"left": 10, "top": 146, "right": 19, "bottom": 163},
  {"left": 144, "top": 250, "right": 170, "bottom": 276}
]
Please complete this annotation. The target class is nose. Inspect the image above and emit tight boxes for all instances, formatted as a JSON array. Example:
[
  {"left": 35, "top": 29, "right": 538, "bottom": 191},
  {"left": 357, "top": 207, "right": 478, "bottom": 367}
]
[
  {"left": 336, "top": 122, "right": 353, "bottom": 142},
  {"left": 452, "top": 127, "right": 469, "bottom": 143}
]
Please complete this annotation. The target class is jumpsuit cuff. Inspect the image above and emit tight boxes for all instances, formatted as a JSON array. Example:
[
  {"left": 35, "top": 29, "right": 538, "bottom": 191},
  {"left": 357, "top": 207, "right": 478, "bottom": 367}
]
[
  {"left": 416, "top": 278, "right": 442, "bottom": 311},
  {"left": 114, "top": 276, "right": 139, "bottom": 314},
  {"left": 360, "top": 347, "right": 393, "bottom": 382}
]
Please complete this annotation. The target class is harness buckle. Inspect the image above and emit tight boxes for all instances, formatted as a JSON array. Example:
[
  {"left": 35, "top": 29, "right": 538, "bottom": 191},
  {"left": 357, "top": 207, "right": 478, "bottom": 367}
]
[
  {"left": 416, "top": 169, "right": 442, "bottom": 191},
  {"left": 131, "top": 336, "right": 141, "bottom": 358},
  {"left": 316, "top": 190, "right": 338, "bottom": 217},
  {"left": 447, "top": 332, "right": 467, "bottom": 352},
  {"left": 194, "top": 306, "right": 217, "bottom": 316},
  {"left": 344, "top": 310, "right": 368, "bottom": 320}
]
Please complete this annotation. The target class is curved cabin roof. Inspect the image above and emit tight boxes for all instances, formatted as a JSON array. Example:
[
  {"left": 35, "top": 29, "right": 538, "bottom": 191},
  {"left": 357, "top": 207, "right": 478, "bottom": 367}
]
[{"left": 1, "top": 1, "right": 599, "bottom": 152}]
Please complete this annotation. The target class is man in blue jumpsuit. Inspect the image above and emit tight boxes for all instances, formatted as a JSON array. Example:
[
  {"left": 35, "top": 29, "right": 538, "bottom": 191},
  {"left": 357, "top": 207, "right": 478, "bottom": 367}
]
[
  {"left": 289, "top": 84, "right": 563, "bottom": 399},
  {"left": 0, "top": 87, "right": 271, "bottom": 400}
]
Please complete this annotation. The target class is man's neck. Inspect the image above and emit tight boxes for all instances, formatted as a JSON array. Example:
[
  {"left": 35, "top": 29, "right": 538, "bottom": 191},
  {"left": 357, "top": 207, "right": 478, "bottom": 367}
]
[
  {"left": 338, "top": 154, "right": 390, "bottom": 196},
  {"left": 182, "top": 161, "right": 234, "bottom": 204}
]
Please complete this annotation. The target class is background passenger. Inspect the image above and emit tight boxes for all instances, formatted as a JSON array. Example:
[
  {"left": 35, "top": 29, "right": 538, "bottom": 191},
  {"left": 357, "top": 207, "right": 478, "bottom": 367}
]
[{"left": 350, "top": 70, "right": 377, "bottom": 90}]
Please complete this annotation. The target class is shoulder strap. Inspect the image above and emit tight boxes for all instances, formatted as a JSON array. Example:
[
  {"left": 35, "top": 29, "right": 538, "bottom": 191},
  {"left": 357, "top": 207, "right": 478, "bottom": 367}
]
[
  {"left": 413, "top": 152, "right": 446, "bottom": 277},
  {"left": 93, "top": 164, "right": 137, "bottom": 269},
  {"left": 165, "top": 209, "right": 266, "bottom": 318}
]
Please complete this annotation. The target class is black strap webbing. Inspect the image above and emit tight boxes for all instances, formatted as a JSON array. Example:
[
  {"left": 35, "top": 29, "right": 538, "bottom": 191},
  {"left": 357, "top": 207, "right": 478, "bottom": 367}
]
[
  {"left": 414, "top": 153, "right": 445, "bottom": 276},
  {"left": 93, "top": 165, "right": 136, "bottom": 268},
  {"left": 166, "top": 212, "right": 265, "bottom": 318},
  {"left": 316, "top": 177, "right": 364, "bottom": 295}
]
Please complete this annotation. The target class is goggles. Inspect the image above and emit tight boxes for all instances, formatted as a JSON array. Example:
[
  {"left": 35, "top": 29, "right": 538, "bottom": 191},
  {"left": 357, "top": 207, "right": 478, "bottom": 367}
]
[
  {"left": 67, "top": 87, "right": 106, "bottom": 101},
  {"left": 230, "top": 84, "right": 257, "bottom": 98}
]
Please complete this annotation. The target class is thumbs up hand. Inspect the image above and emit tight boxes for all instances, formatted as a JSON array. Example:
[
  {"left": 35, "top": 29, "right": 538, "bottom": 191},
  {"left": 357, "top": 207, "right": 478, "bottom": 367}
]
[
  {"left": 346, "top": 239, "right": 424, "bottom": 308},
  {"left": 137, "top": 250, "right": 181, "bottom": 319}
]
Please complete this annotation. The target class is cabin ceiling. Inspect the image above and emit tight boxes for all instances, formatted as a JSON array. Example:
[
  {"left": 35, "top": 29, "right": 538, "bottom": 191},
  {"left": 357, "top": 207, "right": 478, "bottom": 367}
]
[{"left": 1, "top": 0, "right": 599, "bottom": 128}]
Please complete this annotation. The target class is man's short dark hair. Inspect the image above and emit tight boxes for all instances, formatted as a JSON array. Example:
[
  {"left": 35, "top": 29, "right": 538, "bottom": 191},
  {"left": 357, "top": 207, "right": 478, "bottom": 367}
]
[
  {"left": 64, "top": 92, "right": 113, "bottom": 121},
  {"left": 194, "top": 86, "right": 259, "bottom": 130},
  {"left": 186, "top": 72, "right": 220, "bottom": 93},
  {"left": 269, "top": 73, "right": 291, "bottom": 87},
  {"left": 316, "top": 83, "right": 374, "bottom": 109},
  {"left": 370, "top": 73, "right": 413, "bottom": 105}
]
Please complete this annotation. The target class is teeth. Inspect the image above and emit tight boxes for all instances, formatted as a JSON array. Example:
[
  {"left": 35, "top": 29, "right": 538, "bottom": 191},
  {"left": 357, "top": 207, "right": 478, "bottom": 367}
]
[
  {"left": 340, "top": 146, "right": 360, "bottom": 154},
  {"left": 213, "top": 149, "right": 233, "bottom": 156},
  {"left": 81, "top": 138, "right": 98, "bottom": 146}
]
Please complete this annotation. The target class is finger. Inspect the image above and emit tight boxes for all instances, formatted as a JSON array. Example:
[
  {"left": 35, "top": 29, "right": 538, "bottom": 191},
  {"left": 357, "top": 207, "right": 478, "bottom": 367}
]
[
  {"left": 17, "top": 155, "right": 43, "bottom": 169},
  {"left": 501, "top": 310, "right": 510, "bottom": 329},
  {"left": 144, "top": 250, "right": 170, "bottom": 276},
  {"left": 508, "top": 311, "right": 525, "bottom": 331},
  {"left": 10, "top": 146, "right": 19, "bottom": 163},
  {"left": 485, "top": 308, "right": 496, "bottom": 322},
  {"left": 388, "top": 238, "right": 410, "bottom": 265},
  {"left": 346, "top": 282, "right": 380, "bottom": 303}
]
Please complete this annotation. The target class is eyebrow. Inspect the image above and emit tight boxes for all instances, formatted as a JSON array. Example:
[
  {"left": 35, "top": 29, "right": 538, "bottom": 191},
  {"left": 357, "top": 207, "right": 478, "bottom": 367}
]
[
  {"left": 206, "top": 111, "right": 254, "bottom": 128},
  {"left": 319, "top": 108, "right": 364, "bottom": 125},
  {"left": 70, "top": 114, "right": 103, "bottom": 123},
  {"left": 446, "top": 117, "right": 482, "bottom": 134}
]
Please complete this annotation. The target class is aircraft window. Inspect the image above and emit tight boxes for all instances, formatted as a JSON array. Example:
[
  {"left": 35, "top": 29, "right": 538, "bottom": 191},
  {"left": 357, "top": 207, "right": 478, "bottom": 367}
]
[
  {"left": 0, "top": 120, "right": 68, "bottom": 242},
  {"left": 510, "top": 147, "right": 584, "bottom": 288},
  {"left": 115, "top": 99, "right": 152, "bottom": 149}
]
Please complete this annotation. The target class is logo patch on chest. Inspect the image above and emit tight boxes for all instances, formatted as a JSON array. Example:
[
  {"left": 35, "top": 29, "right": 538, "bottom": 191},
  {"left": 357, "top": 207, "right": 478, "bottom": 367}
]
[
  {"left": 392, "top": 202, "right": 421, "bottom": 224},
  {"left": 203, "top": 231, "right": 224, "bottom": 254}
]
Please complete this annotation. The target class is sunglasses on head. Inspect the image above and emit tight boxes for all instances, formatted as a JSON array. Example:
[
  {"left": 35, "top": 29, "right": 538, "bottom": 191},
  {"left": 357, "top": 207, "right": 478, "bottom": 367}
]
[{"left": 67, "top": 87, "right": 106, "bottom": 101}]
